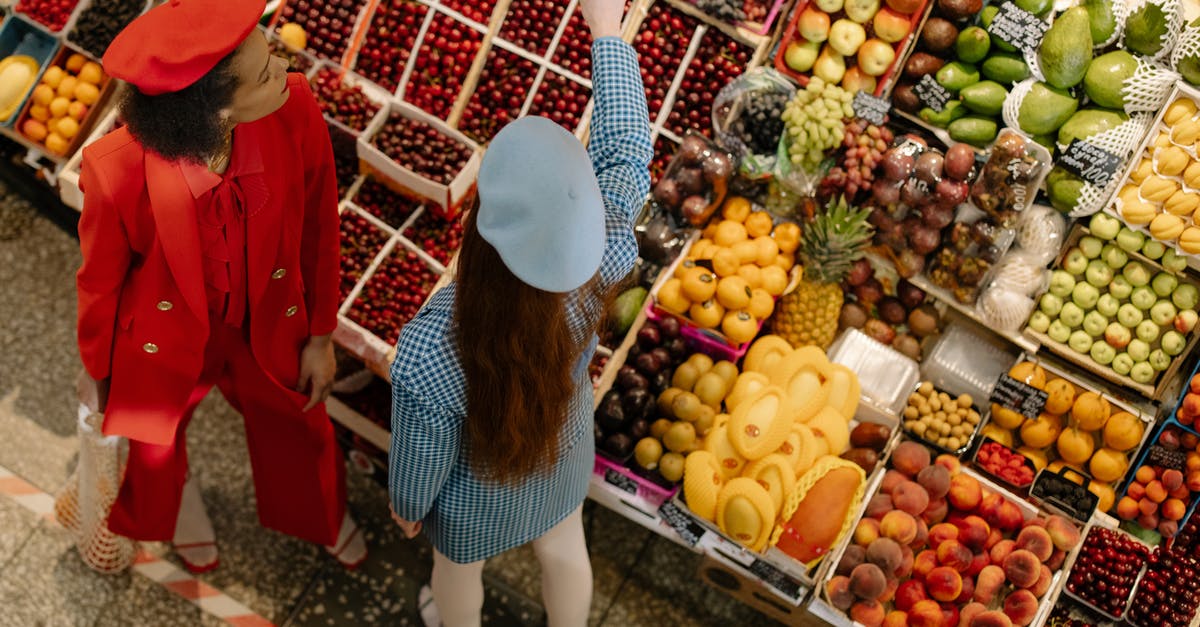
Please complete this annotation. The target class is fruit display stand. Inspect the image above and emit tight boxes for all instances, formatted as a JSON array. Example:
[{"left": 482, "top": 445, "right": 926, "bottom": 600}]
[
  {"left": 13, "top": 42, "right": 116, "bottom": 160},
  {"left": 269, "top": 0, "right": 376, "bottom": 64}
]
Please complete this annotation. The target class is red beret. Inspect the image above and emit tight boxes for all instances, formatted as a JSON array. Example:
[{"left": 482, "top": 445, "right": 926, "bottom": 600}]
[{"left": 102, "top": 0, "right": 265, "bottom": 95}]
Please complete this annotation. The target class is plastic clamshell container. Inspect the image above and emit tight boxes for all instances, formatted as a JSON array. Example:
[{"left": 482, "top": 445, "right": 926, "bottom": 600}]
[
  {"left": 827, "top": 328, "right": 920, "bottom": 425},
  {"left": 0, "top": 15, "right": 60, "bottom": 127},
  {"left": 901, "top": 380, "right": 986, "bottom": 458},
  {"left": 972, "top": 436, "right": 1037, "bottom": 493},
  {"left": 921, "top": 318, "right": 1021, "bottom": 403},
  {"left": 1031, "top": 466, "right": 1100, "bottom": 523}
]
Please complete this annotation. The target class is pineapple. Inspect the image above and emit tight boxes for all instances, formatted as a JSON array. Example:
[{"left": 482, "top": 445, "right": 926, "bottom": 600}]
[{"left": 774, "top": 195, "right": 873, "bottom": 349}]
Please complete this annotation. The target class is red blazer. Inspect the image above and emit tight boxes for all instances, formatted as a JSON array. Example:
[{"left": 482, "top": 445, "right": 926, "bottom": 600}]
[{"left": 76, "top": 73, "right": 341, "bottom": 446}]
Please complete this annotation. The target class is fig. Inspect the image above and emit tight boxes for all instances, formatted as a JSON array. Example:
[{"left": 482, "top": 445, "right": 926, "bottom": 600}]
[
  {"left": 944, "top": 143, "right": 976, "bottom": 181},
  {"left": 651, "top": 347, "right": 671, "bottom": 367},
  {"left": 703, "top": 152, "right": 734, "bottom": 182},
  {"left": 649, "top": 371, "right": 671, "bottom": 394},
  {"left": 840, "top": 302, "right": 870, "bottom": 329},
  {"left": 863, "top": 318, "right": 898, "bottom": 345},
  {"left": 657, "top": 316, "right": 681, "bottom": 339},
  {"left": 897, "top": 279, "right": 926, "bottom": 309},
  {"left": 893, "top": 82, "right": 921, "bottom": 113},
  {"left": 618, "top": 370, "right": 649, "bottom": 391},
  {"left": 635, "top": 352, "right": 662, "bottom": 376},
  {"left": 902, "top": 177, "right": 932, "bottom": 207},
  {"left": 847, "top": 258, "right": 874, "bottom": 287},
  {"left": 878, "top": 297, "right": 907, "bottom": 325},
  {"left": 908, "top": 304, "right": 941, "bottom": 338},
  {"left": 628, "top": 418, "right": 650, "bottom": 440},
  {"left": 653, "top": 178, "right": 682, "bottom": 208},
  {"left": 665, "top": 337, "right": 687, "bottom": 360},
  {"left": 915, "top": 152, "right": 945, "bottom": 184},
  {"left": 622, "top": 388, "right": 651, "bottom": 417},
  {"left": 894, "top": 333, "right": 922, "bottom": 360},
  {"left": 873, "top": 178, "right": 903, "bottom": 206},
  {"left": 604, "top": 432, "right": 634, "bottom": 458},
  {"left": 922, "top": 204, "right": 955, "bottom": 230},
  {"left": 882, "top": 150, "right": 916, "bottom": 181}
]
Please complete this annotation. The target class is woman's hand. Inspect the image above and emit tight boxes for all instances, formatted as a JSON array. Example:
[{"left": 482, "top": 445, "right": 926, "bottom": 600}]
[
  {"left": 580, "top": 0, "right": 625, "bottom": 40},
  {"left": 76, "top": 368, "right": 109, "bottom": 414},
  {"left": 389, "top": 504, "right": 423, "bottom": 539},
  {"left": 298, "top": 335, "right": 336, "bottom": 412}
]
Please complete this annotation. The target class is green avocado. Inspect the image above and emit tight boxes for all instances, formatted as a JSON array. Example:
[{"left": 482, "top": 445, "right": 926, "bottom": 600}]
[
  {"left": 956, "top": 27, "right": 991, "bottom": 64},
  {"left": 1125, "top": 2, "right": 1170, "bottom": 57},
  {"left": 1015, "top": 0, "right": 1053, "bottom": 16},
  {"left": 611, "top": 287, "right": 648, "bottom": 336},
  {"left": 1083, "top": 50, "right": 1138, "bottom": 109},
  {"left": 1057, "top": 109, "right": 1129, "bottom": 147},
  {"left": 1018, "top": 82, "right": 1080, "bottom": 136},
  {"left": 1047, "top": 166, "right": 1085, "bottom": 214},
  {"left": 981, "top": 6, "right": 1017, "bottom": 53},
  {"left": 1083, "top": 0, "right": 1118, "bottom": 44},
  {"left": 920, "top": 100, "right": 968, "bottom": 128},
  {"left": 949, "top": 116, "right": 1000, "bottom": 146},
  {"left": 1039, "top": 7, "right": 1094, "bottom": 89},
  {"left": 960, "top": 80, "right": 1009, "bottom": 116},
  {"left": 982, "top": 52, "right": 1031, "bottom": 84},
  {"left": 936, "top": 61, "right": 981, "bottom": 93}
]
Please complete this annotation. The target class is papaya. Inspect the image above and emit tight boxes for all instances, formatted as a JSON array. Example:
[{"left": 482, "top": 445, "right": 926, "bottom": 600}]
[{"left": 773, "top": 459, "right": 866, "bottom": 564}]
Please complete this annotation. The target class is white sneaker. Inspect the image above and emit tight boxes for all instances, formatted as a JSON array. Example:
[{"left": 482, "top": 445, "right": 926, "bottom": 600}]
[
  {"left": 418, "top": 585, "right": 440, "bottom": 627},
  {"left": 324, "top": 511, "right": 368, "bottom": 569}
]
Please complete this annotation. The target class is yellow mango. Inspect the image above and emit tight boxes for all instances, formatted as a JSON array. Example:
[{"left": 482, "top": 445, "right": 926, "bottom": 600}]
[{"left": 1150, "top": 213, "right": 1186, "bottom": 241}]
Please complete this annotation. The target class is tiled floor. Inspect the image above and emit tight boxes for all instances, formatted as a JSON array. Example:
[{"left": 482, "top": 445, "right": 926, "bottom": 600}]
[{"left": 0, "top": 194, "right": 806, "bottom": 625}]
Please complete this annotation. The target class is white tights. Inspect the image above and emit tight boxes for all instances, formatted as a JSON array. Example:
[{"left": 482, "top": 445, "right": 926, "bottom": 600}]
[{"left": 430, "top": 506, "right": 592, "bottom": 627}]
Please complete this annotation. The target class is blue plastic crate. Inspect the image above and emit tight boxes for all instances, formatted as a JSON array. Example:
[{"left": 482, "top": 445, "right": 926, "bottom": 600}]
[{"left": 0, "top": 15, "right": 59, "bottom": 127}]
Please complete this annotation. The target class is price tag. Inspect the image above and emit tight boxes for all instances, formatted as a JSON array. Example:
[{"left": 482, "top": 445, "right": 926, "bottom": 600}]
[
  {"left": 852, "top": 91, "right": 890, "bottom": 126},
  {"left": 748, "top": 559, "right": 805, "bottom": 601},
  {"left": 1059, "top": 140, "right": 1124, "bottom": 188},
  {"left": 603, "top": 468, "right": 638, "bottom": 496},
  {"left": 990, "top": 374, "right": 1049, "bottom": 420},
  {"left": 658, "top": 500, "right": 707, "bottom": 547},
  {"left": 914, "top": 74, "right": 951, "bottom": 113},
  {"left": 1147, "top": 445, "right": 1187, "bottom": 471},
  {"left": 986, "top": 2, "right": 1050, "bottom": 55}
]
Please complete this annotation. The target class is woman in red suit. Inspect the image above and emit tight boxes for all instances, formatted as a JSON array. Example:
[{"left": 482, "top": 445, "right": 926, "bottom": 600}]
[{"left": 75, "top": 0, "right": 365, "bottom": 572}]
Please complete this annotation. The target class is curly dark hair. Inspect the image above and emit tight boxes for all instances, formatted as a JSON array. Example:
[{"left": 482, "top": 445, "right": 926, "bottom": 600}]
[{"left": 119, "top": 52, "right": 240, "bottom": 164}]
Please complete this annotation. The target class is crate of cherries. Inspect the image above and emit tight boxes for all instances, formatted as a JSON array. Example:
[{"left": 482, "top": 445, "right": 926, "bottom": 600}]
[
  {"left": 308, "top": 63, "right": 386, "bottom": 135},
  {"left": 1063, "top": 526, "right": 1149, "bottom": 620},
  {"left": 358, "top": 101, "right": 481, "bottom": 220},
  {"left": 1127, "top": 548, "right": 1200, "bottom": 627},
  {"left": 276, "top": 0, "right": 368, "bottom": 61},
  {"left": 346, "top": 245, "right": 441, "bottom": 345},
  {"left": 16, "top": 0, "right": 80, "bottom": 32}
]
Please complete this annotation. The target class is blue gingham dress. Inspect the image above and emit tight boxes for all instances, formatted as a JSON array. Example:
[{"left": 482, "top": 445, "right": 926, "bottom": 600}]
[{"left": 388, "top": 37, "right": 652, "bottom": 564}]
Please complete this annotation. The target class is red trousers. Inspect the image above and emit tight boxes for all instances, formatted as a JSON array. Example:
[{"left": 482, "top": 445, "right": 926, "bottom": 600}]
[{"left": 106, "top": 316, "right": 346, "bottom": 546}]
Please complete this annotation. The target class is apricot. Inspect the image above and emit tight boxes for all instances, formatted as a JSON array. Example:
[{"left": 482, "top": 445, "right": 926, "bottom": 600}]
[
  {"left": 1003, "top": 589, "right": 1039, "bottom": 626},
  {"left": 894, "top": 481, "right": 932, "bottom": 516},
  {"left": 1138, "top": 496, "right": 1158, "bottom": 517},
  {"left": 866, "top": 537, "right": 904, "bottom": 575},
  {"left": 1002, "top": 549, "right": 1041, "bottom": 589},
  {"left": 855, "top": 517, "right": 882, "bottom": 546},
  {"left": 1138, "top": 510, "right": 1160, "bottom": 531},
  {"left": 827, "top": 575, "right": 855, "bottom": 610},
  {"left": 973, "top": 564, "right": 1006, "bottom": 605},
  {"left": 1135, "top": 465, "right": 1156, "bottom": 483},
  {"left": 881, "top": 469, "right": 908, "bottom": 495},
  {"left": 1127, "top": 481, "right": 1146, "bottom": 501},
  {"left": 1146, "top": 480, "right": 1168, "bottom": 503},
  {"left": 849, "top": 563, "right": 888, "bottom": 601},
  {"left": 936, "top": 539, "right": 974, "bottom": 572},
  {"left": 1163, "top": 469, "right": 1185, "bottom": 491},
  {"left": 948, "top": 474, "right": 983, "bottom": 511},
  {"left": 880, "top": 510, "right": 919, "bottom": 545},
  {"left": 1045, "top": 515, "right": 1081, "bottom": 551},
  {"left": 917, "top": 464, "right": 952, "bottom": 499},
  {"left": 894, "top": 441, "right": 932, "bottom": 477},
  {"left": 1163, "top": 497, "right": 1187, "bottom": 521},
  {"left": 1015, "top": 526, "right": 1054, "bottom": 561}
]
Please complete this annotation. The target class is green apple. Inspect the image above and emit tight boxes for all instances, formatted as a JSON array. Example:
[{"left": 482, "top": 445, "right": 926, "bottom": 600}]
[
  {"left": 1149, "top": 349, "right": 1171, "bottom": 371},
  {"left": 1079, "top": 236, "right": 1104, "bottom": 259},
  {"left": 1105, "top": 322, "right": 1132, "bottom": 349},
  {"left": 1063, "top": 248, "right": 1089, "bottom": 276},
  {"left": 1153, "top": 272, "right": 1179, "bottom": 298},
  {"left": 1136, "top": 319, "right": 1160, "bottom": 343},
  {"left": 1073, "top": 281, "right": 1101, "bottom": 309},
  {"left": 815, "top": 0, "right": 844, "bottom": 12},
  {"left": 1117, "top": 228, "right": 1146, "bottom": 253},
  {"left": 1173, "top": 284, "right": 1200, "bottom": 311},
  {"left": 1117, "top": 303, "right": 1144, "bottom": 328},
  {"left": 1090, "top": 213, "right": 1122, "bottom": 240},
  {"left": 1040, "top": 292, "right": 1064, "bottom": 317},
  {"left": 1127, "top": 338, "right": 1151, "bottom": 362},
  {"left": 1083, "top": 311, "right": 1109, "bottom": 337},
  {"left": 1142, "top": 240, "right": 1166, "bottom": 260},
  {"left": 1086, "top": 260, "right": 1114, "bottom": 288},
  {"left": 1069, "top": 330, "right": 1094, "bottom": 354},
  {"left": 1163, "top": 330, "right": 1188, "bottom": 356},
  {"left": 1060, "top": 302, "right": 1086, "bottom": 328},
  {"left": 1123, "top": 261, "right": 1151, "bottom": 287},
  {"left": 1048, "top": 319, "right": 1073, "bottom": 343},
  {"left": 1131, "top": 361, "right": 1156, "bottom": 383},
  {"left": 1090, "top": 341, "right": 1117, "bottom": 365},
  {"left": 1175, "top": 310, "right": 1199, "bottom": 333},
  {"left": 1164, "top": 248, "right": 1189, "bottom": 273},
  {"left": 1110, "top": 276, "right": 1134, "bottom": 300},
  {"left": 828, "top": 19, "right": 867, "bottom": 56},
  {"left": 1131, "top": 286, "right": 1157, "bottom": 311},
  {"left": 1049, "top": 270, "right": 1077, "bottom": 298},
  {"left": 1097, "top": 294, "right": 1121, "bottom": 318},
  {"left": 844, "top": 0, "right": 880, "bottom": 23},
  {"left": 1151, "top": 300, "right": 1177, "bottom": 326},
  {"left": 1102, "top": 244, "right": 1128, "bottom": 270},
  {"left": 1112, "top": 353, "right": 1134, "bottom": 375},
  {"left": 784, "top": 40, "right": 822, "bottom": 72},
  {"left": 1028, "top": 310, "right": 1052, "bottom": 333}
]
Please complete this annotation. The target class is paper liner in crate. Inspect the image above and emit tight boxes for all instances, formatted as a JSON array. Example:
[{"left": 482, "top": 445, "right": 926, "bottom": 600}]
[
  {"left": 711, "top": 67, "right": 794, "bottom": 178},
  {"left": 1121, "top": 0, "right": 1185, "bottom": 63}
]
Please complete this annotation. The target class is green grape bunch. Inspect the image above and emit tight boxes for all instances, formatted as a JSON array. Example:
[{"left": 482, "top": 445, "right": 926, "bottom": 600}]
[{"left": 781, "top": 77, "right": 854, "bottom": 171}]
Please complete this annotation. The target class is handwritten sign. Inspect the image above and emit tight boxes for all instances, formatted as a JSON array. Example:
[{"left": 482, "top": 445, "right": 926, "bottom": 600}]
[
  {"left": 914, "top": 74, "right": 951, "bottom": 113},
  {"left": 1059, "top": 140, "right": 1124, "bottom": 188},
  {"left": 748, "top": 559, "right": 805, "bottom": 601},
  {"left": 1147, "top": 445, "right": 1187, "bottom": 471},
  {"left": 852, "top": 91, "right": 890, "bottom": 126},
  {"left": 658, "top": 500, "right": 706, "bottom": 547},
  {"left": 987, "top": 2, "right": 1050, "bottom": 55},
  {"left": 604, "top": 468, "right": 638, "bottom": 496},
  {"left": 990, "top": 374, "right": 1049, "bottom": 420}
]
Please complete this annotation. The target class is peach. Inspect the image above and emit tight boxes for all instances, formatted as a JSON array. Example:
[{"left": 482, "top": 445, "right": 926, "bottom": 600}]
[
  {"left": 937, "top": 540, "right": 974, "bottom": 572},
  {"left": 1160, "top": 520, "right": 1179, "bottom": 537},
  {"left": 1171, "top": 483, "right": 1191, "bottom": 500},
  {"left": 850, "top": 600, "right": 886, "bottom": 627},
  {"left": 959, "top": 515, "right": 991, "bottom": 551},
  {"left": 881, "top": 510, "right": 919, "bottom": 545},
  {"left": 985, "top": 527, "right": 1004, "bottom": 550},
  {"left": 883, "top": 610, "right": 908, "bottom": 627},
  {"left": 1015, "top": 526, "right": 1054, "bottom": 561},
  {"left": 1003, "top": 589, "right": 1039, "bottom": 626},
  {"left": 1003, "top": 549, "right": 1041, "bottom": 588},
  {"left": 977, "top": 492, "right": 1004, "bottom": 522},
  {"left": 908, "top": 600, "right": 945, "bottom": 627},
  {"left": 970, "top": 610, "right": 1014, "bottom": 627},
  {"left": 948, "top": 474, "right": 983, "bottom": 511},
  {"left": 1024, "top": 516, "right": 1046, "bottom": 528},
  {"left": 1188, "top": 470, "right": 1200, "bottom": 491},
  {"left": 898, "top": 546, "right": 915, "bottom": 578},
  {"left": 1127, "top": 481, "right": 1146, "bottom": 501},
  {"left": 1146, "top": 480, "right": 1168, "bottom": 503},
  {"left": 990, "top": 539, "right": 1016, "bottom": 565},
  {"left": 895, "top": 481, "right": 932, "bottom": 516},
  {"left": 926, "top": 566, "right": 964, "bottom": 602},
  {"left": 1163, "top": 497, "right": 1188, "bottom": 521},
  {"left": 1137, "top": 511, "right": 1160, "bottom": 530},
  {"left": 936, "top": 453, "right": 962, "bottom": 476},
  {"left": 882, "top": 469, "right": 908, "bottom": 494},
  {"left": 959, "top": 602, "right": 987, "bottom": 627},
  {"left": 827, "top": 575, "right": 855, "bottom": 610},
  {"left": 1045, "top": 515, "right": 1081, "bottom": 551},
  {"left": 923, "top": 497, "right": 950, "bottom": 525},
  {"left": 942, "top": 604, "right": 961, "bottom": 627},
  {"left": 850, "top": 563, "right": 888, "bottom": 600},
  {"left": 878, "top": 578, "right": 899, "bottom": 603},
  {"left": 1185, "top": 433, "right": 1200, "bottom": 449},
  {"left": 918, "top": 464, "right": 952, "bottom": 499},
  {"left": 956, "top": 572, "right": 976, "bottom": 603},
  {"left": 1046, "top": 549, "right": 1066, "bottom": 571},
  {"left": 997, "top": 501, "right": 1026, "bottom": 533},
  {"left": 1031, "top": 565, "right": 1053, "bottom": 597},
  {"left": 866, "top": 494, "right": 894, "bottom": 519},
  {"left": 894, "top": 579, "right": 928, "bottom": 611},
  {"left": 973, "top": 565, "right": 1006, "bottom": 605},
  {"left": 1190, "top": 451, "right": 1200, "bottom": 472},
  {"left": 1164, "top": 469, "right": 1185, "bottom": 491},
  {"left": 836, "top": 544, "right": 866, "bottom": 576},
  {"left": 913, "top": 519, "right": 930, "bottom": 550},
  {"left": 894, "top": 441, "right": 933, "bottom": 477},
  {"left": 929, "top": 522, "right": 960, "bottom": 546},
  {"left": 967, "top": 552, "right": 990, "bottom": 577},
  {"left": 1138, "top": 497, "right": 1158, "bottom": 517},
  {"left": 1116, "top": 496, "right": 1141, "bottom": 520},
  {"left": 913, "top": 549, "right": 939, "bottom": 579},
  {"left": 856, "top": 518, "right": 882, "bottom": 546},
  {"left": 867, "top": 537, "right": 904, "bottom": 574}
]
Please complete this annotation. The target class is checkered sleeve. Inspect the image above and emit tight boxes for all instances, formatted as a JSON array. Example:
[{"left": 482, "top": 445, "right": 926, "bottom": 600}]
[
  {"left": 388, "top": 376, "right": 462, "bottom": 522},
  {"left": 588, "top": 37, "right": 652, "bottom": 288}
]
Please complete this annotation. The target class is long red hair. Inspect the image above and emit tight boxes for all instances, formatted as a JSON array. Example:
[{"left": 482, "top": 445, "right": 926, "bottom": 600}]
[{"left": 454, "top": 203, "right": 608, "bottom": 484}]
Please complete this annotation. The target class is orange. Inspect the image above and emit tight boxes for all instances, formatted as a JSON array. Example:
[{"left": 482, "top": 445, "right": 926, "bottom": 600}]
[
  {"left": 721, "top": 196, "right": 751, "bottom": 222},
  {"left": 744, "top": 211, "right": 773, "bottom": 238}
]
